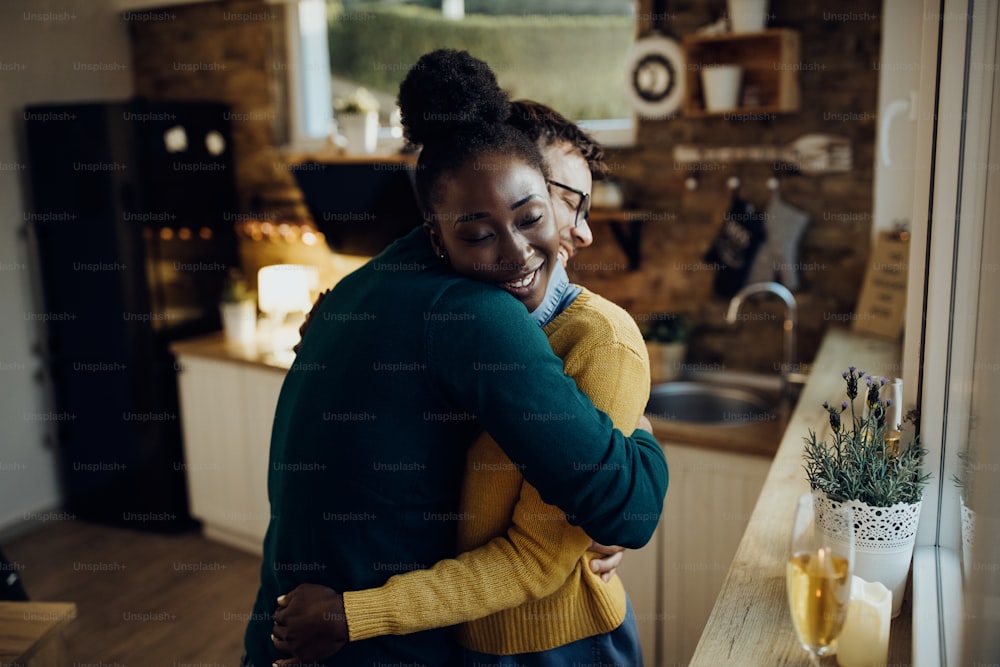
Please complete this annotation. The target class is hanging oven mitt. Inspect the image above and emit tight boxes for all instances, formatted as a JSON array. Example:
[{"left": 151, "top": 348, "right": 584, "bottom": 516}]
[
  {"left": 703, "top": 197, "right": 767, "bottom": 298},
  {"left": 747, "top": 195, "right": 810, "bottom": 289}
]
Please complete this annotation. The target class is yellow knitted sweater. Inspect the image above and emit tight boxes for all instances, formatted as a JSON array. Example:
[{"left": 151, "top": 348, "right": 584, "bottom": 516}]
[{"left": 342, "top": 288, "right": 652, "bottom": 654}]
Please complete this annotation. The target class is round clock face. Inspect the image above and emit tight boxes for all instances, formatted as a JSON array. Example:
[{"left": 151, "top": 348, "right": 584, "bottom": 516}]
[
  {"left": 626, "top": 34, "right": 685, "bottom": 119},
  {"left": 635, "top": 54, "right": 676, "bottom": 102}
]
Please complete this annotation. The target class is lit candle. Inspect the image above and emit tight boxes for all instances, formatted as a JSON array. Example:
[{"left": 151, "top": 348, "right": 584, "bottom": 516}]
[{"left": 836, "top": 576, "right": 891, "bottom": 667}]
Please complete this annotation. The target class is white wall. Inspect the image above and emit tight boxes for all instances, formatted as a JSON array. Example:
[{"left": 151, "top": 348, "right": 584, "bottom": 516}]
[{"left": 0, "top": 0, "right": 132, "bottom": 532}]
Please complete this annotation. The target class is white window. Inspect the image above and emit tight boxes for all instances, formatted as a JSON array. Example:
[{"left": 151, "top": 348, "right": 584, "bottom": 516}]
[
  {"left": 903, "top": 0, "right": 1000, "bottom": 663},
  {"left": 285, "top": 0, "right": 640, "bottom": 151}
]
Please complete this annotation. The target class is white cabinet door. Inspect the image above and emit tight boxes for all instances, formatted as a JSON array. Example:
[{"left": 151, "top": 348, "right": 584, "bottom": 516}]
[
  {"left": 617, "top": 443, "right": 771, "bottom": 667},
  {"left": 239, "top": 364, "right": 285, "bottom": 545},
  {"left": 176, "top": 354, "right": 286, "bottom": 554},
  {"left": 176, "top": 356, "right": 245, "bottom": 531},
  {"left": 616, "top": 513, "right": 663, "bottom": 667}
]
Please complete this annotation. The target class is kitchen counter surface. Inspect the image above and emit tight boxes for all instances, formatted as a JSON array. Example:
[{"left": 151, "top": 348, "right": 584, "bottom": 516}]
[
  {"left": 689, "top": 326, "right": 910, "bottom": 666},
  {"left": 170, "top": 332, "right": 292, "bottom": 373}
]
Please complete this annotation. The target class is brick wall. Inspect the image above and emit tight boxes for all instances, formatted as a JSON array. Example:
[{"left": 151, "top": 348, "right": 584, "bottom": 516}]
[
  {"left": 127, "top": 0, "right": 308, "bottom": 221},
  {"left": 572, "top": 0, "right": 881, "bottom": 373}
]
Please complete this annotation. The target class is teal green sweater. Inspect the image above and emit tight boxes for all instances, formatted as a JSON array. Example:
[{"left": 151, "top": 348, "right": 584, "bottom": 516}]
[{"left": 244, "top": 228, "right": 667, "bottom": 666}]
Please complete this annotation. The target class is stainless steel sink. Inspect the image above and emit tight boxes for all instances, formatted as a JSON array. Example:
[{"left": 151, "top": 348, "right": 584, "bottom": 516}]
[{"left": 645, "top": 381, "right": 775, "bottom": 426}]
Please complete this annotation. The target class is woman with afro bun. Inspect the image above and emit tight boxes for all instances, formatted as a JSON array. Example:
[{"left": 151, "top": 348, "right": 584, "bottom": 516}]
[{"left": 259, "top": 49, "right": 660, "bottom": 667}]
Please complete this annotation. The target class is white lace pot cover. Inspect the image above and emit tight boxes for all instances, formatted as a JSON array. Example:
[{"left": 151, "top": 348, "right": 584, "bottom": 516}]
[{"left": 814, "top": 493, "right": 922, "bottom": 618}]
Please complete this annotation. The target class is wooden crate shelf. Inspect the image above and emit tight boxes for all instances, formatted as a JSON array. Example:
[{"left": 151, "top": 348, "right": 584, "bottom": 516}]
[{"left": 683, "top": 29, "right": 801, "bottom": 118}]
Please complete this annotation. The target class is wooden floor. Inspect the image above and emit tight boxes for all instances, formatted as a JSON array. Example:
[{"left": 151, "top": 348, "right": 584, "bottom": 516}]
[{"left": 3, "top": 519, "right": 262, "bottom": 664}]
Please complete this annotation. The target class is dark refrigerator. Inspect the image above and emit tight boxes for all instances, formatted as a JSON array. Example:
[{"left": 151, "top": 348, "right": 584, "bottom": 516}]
[{"left": 24, "top": 98, "right": 240, "bottom": 531}]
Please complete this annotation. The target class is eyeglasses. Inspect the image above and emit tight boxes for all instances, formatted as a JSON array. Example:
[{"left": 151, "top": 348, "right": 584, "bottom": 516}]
[{"left": 547, "top": 180, "right": 590, "bottom": 229}]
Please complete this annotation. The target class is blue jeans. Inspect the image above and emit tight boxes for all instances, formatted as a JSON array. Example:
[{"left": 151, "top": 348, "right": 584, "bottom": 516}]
[{"left": 462, "top": 596, "right": 642, "bottom": 667}]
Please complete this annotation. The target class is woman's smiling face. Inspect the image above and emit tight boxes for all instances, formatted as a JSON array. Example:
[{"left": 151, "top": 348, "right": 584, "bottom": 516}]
[{"left": 427, "top": 153, "right": 560, "bottom": 312}]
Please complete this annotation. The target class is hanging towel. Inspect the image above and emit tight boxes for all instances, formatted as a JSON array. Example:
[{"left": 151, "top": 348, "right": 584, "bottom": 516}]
[
  {"left": 747, "top": 195, "right": 810, "bottom": 289},
  {"left": 703, "top": 197, "right": 767, "bottom": 298}
]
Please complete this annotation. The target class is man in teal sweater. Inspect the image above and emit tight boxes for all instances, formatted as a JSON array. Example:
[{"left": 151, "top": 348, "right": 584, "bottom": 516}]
[{"left": 243, "top": 228, "right": 668, "bottom": 666}]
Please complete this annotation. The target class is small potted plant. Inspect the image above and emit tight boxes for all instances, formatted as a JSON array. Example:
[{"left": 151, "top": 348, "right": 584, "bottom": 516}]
[
  {"left": 219, "top": 268, "right": 257, "bottom": 345},
  {"left": 802, "top": 367, "right": 930, "bottom": 617},
  {"left": 333, "top": 87, "right": 380, "bottom": 154},
  {"left": 640, "top": 313, "right": 691, "bottom": 383}
]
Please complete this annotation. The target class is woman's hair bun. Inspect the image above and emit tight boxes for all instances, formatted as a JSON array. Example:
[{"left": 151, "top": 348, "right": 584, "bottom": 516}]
[{"left": 397, "top": 49, "right": 510, "bottom": 147}]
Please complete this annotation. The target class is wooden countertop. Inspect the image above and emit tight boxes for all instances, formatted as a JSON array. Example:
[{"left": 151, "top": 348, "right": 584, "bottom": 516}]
[
  {"left": 689, "top": 327, "right": 911, "bottom": 666},
  {"left": 170, "top": 332, "right": 292, "bottom": 372},
  {"left": 0, "top": 601, "right": 76, "bottom": 664}
]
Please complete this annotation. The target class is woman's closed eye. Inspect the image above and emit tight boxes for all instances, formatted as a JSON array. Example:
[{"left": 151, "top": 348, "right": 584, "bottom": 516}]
[
  {"left": 460, "top": 233, "right": 493, "bottom": 244},
  {"left": 459, "top": 214, "right": 543, "bottom": 243},
  {"left": 520, "top": 213, "right": 543, "bottom": 228}
]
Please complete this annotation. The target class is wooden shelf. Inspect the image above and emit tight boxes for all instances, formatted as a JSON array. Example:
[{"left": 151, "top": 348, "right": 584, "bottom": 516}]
[
  {"left": 588, "top": 208, "right": 650, "bottom": 223},
  {"left": 683, "top": 29, "right": 801, "bottom": 118},
  {"left": 587, "top": 209, "right": 654, "bottom": 270},
  {"left": 282, "top": 151, "right": 417, "bottom": 165}
]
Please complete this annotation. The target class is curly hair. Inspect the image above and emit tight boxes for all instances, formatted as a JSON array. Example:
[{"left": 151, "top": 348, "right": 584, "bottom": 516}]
[
  {"left": 508, "top": 99, "right": 608, "bottom": 181},
  {"left": 396, "top": 49, "right": 547, "bottom": 213}
]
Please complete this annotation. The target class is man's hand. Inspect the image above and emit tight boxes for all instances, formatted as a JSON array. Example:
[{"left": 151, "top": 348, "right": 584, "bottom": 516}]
[
  {"left": 293, "top": 289, "right": 332, "bottom": 354},
  {"left": 271, "top": 583, "right": 348, "bottom": 665},
  {"left": 635, "top": 414, "right": 653, "bottom": 433},
  {"left": 588, "top": 541, "right": 626, "bottom": 582}
]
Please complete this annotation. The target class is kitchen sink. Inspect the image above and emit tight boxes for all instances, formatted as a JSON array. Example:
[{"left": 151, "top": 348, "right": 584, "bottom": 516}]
[{"left": 645, "top": 381, "right": 777, "bottom": 426}]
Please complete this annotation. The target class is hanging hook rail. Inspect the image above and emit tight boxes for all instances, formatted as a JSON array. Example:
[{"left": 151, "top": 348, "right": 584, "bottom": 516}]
[{"left": 673, "top": 133, "right": 852, "bottom": 174}]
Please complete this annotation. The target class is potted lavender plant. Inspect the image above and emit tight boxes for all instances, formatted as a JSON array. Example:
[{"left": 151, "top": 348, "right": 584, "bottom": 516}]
[{"left": 802, "top": 367, "right": 930, "bottom": 617}]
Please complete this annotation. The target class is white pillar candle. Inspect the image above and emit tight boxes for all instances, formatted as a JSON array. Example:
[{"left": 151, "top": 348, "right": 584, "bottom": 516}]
[
  {"left": 891, "top": 378, "right": 904, "bottom": 430},
  {"left": 837, "top": 576, "right": 892, "bottom": 667}
]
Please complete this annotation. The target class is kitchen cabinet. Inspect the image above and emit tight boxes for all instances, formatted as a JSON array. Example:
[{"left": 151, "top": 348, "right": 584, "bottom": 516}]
[
  {"left": 616, "top": 441, "right": 771, "bottom": 667},
  {"left": 173, "top": 344, "right": 286, "bottom": 554},
  {"left": 682, "top": 29, "right": 801, "bottom": 117}
]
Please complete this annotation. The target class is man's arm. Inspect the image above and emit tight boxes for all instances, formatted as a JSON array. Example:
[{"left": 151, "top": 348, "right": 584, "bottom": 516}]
[{"left": 426, "top": 283, "right": 667, "bottom": 548}]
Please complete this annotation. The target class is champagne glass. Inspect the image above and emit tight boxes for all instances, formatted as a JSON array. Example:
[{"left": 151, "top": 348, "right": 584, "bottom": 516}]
[{"left": 786, "top": 493, "right": 855, "bottom": 665}]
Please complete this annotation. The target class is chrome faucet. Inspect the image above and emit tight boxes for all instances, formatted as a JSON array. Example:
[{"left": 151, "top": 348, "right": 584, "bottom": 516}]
[{"left": 725, "top": 282, "right": 798, "bottom": 404}]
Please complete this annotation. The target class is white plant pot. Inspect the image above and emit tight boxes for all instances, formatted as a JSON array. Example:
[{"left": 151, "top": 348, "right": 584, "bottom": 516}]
[
  {"left": 814, "top": 494, "right": 921, "bottom": 618},
  {"left": 647, "top": 342, "right": 687, "bottom": 383},
  {"left": 220, "top": 300, "right": 257, "bottom": 346},
  {"left": 727, "top": 0, "right": 769, "bottom": 32},
  {"left": 960, "top": 496, "right": 976, "bottom": 579},
  {"left": 337, "top": 111, "right": 378, "bottom": 154},
  {"left": 701, "top": 65, "right": 743, "bottom": 112}
]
